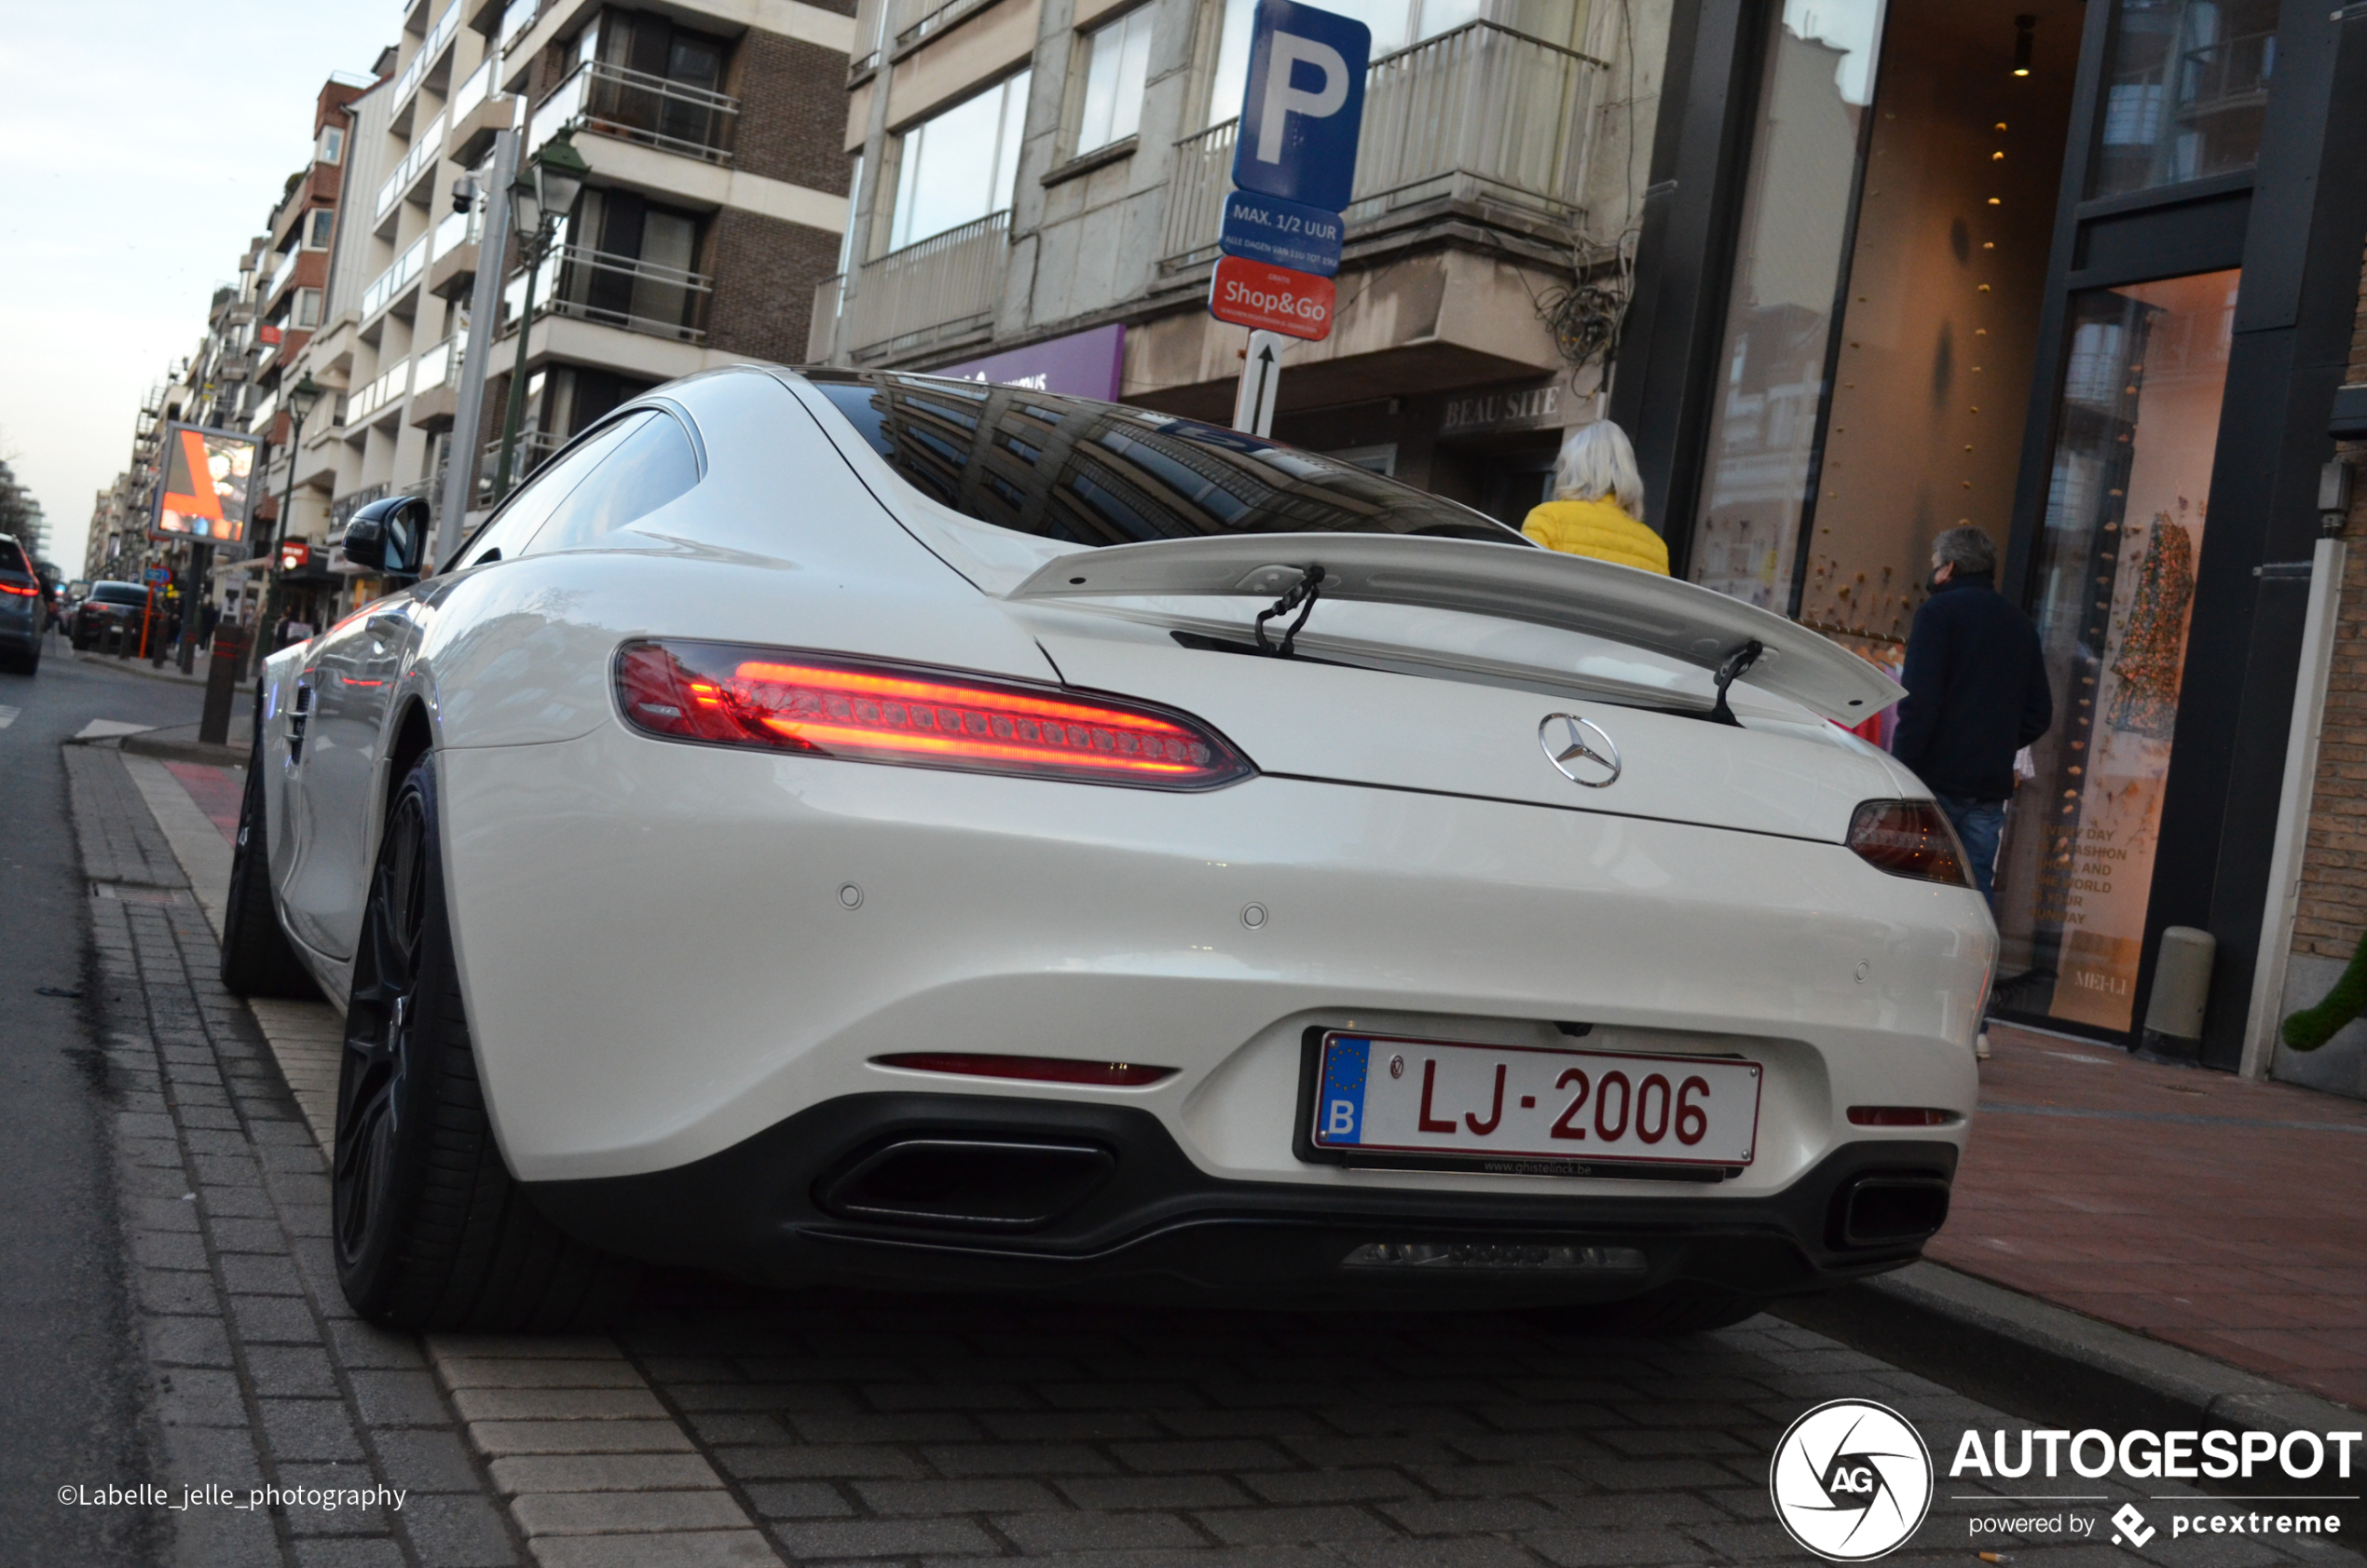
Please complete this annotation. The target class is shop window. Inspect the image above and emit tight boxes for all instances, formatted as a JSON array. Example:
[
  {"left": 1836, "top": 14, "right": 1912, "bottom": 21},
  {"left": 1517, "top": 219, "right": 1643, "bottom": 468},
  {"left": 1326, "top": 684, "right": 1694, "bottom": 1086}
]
[
  {"left": 1991, "top": 269, "right": 2239, "bottom": 1033},
  {"left": 1077, "top": 7, "right": 1154, "bottom": 154},
  {"left": 887, "top": 73, "right": 1032, "bottom": 252},
  {"left": 2090, "top": 0, "right": 2280, "bottom": 198}
]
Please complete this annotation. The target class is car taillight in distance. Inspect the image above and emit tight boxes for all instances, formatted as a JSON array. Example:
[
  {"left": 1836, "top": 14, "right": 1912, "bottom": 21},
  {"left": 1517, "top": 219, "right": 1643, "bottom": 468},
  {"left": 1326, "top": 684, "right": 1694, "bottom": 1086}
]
[
  {"left": 1846, "top": 799, "right": 1971, "bottom": 887},
  {"left": 614, "top": 639, "right": 1253, "bottom": 790}
]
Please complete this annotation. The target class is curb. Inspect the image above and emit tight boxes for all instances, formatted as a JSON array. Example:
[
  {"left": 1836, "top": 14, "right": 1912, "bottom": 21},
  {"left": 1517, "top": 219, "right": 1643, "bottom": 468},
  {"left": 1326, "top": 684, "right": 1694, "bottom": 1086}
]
[
  {"left": 121, "top": 725, "right": 246, "bottom": 768},
  {"left": 1773, "top": 1259, "right": 2360, "bottom": 1441}
]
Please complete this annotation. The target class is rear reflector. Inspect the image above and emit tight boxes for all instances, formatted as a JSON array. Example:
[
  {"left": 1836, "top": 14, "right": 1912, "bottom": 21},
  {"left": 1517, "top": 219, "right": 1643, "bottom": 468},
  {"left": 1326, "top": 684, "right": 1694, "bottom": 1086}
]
[
  {"left": 1846, "top": 1106, "right": 1956, "bottom": 1126},
  {"left": 1846, "top": 799, "right": 1971, "bottom": 887},
  {"left": 871, "top": 1052, "right": 1176, "bottom": 1087},
  {"left": 616, "top": 640, "right": 1252, "bottom": 790}
]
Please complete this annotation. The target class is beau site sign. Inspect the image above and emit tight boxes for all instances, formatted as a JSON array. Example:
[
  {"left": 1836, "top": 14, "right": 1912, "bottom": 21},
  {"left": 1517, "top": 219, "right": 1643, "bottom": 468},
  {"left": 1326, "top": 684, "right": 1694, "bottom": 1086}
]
[{"left": 1229, "top": 0, "right": 1371, "bottom": 214}]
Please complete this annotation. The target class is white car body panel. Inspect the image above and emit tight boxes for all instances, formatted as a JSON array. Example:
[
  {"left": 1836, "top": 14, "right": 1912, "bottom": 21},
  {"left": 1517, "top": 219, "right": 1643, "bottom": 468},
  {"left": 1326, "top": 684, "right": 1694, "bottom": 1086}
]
[{"left": 250, "top": 364, "right": 1987, "bottom": 1298}]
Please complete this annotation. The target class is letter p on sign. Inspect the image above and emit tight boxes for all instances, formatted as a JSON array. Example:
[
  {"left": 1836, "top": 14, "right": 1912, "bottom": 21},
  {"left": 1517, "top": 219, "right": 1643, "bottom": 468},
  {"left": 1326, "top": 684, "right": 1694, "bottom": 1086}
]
[{"left": 1232, "top": 0, "right": 1370, "bottom": 212}]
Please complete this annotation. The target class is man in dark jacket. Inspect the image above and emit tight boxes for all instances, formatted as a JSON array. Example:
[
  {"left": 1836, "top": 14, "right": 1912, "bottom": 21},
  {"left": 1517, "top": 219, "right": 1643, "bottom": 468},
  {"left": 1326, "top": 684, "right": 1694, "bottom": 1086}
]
[{"left": 1891, "top": 526, "right": 2053, "bottom": 911}]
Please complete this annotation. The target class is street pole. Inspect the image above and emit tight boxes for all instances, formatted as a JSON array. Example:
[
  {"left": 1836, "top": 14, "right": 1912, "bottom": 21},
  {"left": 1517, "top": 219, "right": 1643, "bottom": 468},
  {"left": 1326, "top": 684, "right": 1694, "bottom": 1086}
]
[
  {"left": 490, "top": 229, "right": 544, "bottom": 505},
  {"left": 435, "top": 128, "right": 519, "bottom": 565},
  {"left": 177, "top": 541, "right": 211, "bottom": 673},
  {"left": 250, "top": 402, "right": 312, "bottom": 677}
]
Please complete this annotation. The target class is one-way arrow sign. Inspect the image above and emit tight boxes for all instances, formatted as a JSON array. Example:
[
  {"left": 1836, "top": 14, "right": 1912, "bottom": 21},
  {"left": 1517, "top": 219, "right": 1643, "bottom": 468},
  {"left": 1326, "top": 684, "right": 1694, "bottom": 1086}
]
[{"left": 1233, "top": 329, "right": 1286, "bottom": 437}]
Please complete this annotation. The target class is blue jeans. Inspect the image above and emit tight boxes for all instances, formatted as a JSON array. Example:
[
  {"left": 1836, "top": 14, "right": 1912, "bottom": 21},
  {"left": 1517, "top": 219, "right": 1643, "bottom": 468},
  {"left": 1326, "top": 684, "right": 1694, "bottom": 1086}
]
[{"left": 1936, "top": 796, "right": 2006, "bottom": 910}]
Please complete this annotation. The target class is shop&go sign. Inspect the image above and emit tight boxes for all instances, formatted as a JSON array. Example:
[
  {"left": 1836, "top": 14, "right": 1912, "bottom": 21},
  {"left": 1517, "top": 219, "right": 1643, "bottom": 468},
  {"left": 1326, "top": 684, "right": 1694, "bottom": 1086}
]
[{"left": 1211, "top": 257, "right": 1334, "bottom": 340}]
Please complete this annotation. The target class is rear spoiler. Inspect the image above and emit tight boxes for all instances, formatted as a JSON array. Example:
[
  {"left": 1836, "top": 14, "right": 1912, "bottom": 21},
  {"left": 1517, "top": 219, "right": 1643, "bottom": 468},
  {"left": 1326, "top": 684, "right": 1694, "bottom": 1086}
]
[{"left": 1004, "top": 534, "right": 1901, "bottom": 724}]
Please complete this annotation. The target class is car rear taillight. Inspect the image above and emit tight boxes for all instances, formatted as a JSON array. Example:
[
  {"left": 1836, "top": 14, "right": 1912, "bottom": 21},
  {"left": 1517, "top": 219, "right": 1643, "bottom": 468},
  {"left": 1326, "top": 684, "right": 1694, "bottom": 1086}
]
[
  {"left": 1846, "top": 1106, "right": 1957, "bottom": 1126},
  {"left": 0, "top": 580, "right": 35, "bottom": 597},
  {"left": 614, "top": 639, "right": 1253, "bottom": 789},
  {"left": 871, "top": 1052, "right": 1175, "bottom": 1086},
  {"left": 1846, "top": 800, "right": 1971, "bottom": 887}
]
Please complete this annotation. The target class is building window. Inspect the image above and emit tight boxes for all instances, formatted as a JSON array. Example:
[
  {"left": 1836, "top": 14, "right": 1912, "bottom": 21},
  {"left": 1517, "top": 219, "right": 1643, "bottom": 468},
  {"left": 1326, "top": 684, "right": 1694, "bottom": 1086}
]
[
  {"left": 2089, "top": 0, "right": 2280, "bottom": 198},
  {"left": 306, "top": 209, "right": 335, "bottom": 249},
  {"left": 1206, "top": 0, "right": 1482, "bottom": 121},
  {"left": 888, "top": 72, "right": 1032, "bottom": 252},
  {"left": 294, "top": 289, "right": 323, "bottom": 329},
  {"left": 1077, "top": 7, "right": 1154, "bottom": 154},
  {"left": 318, "top": 125, "right": 345, "bottom": 164}
]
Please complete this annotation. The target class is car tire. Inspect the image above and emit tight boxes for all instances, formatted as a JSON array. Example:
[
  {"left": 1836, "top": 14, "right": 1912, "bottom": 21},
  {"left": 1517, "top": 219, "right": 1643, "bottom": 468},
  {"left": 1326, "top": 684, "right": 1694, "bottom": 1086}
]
[
  {"left": 333, "top": 757, "right": 637, "bottom": 1331},
  {"left": 220, "top": 732, "right": 322, "bottom": 1000},
  {"left": 1558, "top": 1283, "right": 1770, "bottom": 1336}
]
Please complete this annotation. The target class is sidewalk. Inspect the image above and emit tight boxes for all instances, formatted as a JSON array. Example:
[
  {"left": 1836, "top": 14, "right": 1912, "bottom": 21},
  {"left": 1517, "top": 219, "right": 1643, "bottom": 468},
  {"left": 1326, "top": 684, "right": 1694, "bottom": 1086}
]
[{"left": 1933, "top": 1022, "right": 2367, "bottom": 1411}]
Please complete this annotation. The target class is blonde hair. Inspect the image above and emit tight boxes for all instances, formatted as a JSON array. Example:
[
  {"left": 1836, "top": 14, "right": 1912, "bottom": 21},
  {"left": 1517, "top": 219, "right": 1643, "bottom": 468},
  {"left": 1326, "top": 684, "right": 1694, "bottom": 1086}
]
[{"left": 1553, "top": 420, "right": 1645, "bottom": 521}]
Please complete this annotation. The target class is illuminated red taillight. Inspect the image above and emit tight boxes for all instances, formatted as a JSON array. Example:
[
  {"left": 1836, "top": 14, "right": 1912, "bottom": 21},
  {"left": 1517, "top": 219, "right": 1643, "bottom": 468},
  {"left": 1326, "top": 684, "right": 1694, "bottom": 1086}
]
[
  {"left": 615, "top": 640, "right": 1253, "bottom": 790},
  {"left": 0, "top": 581, "right": 35, "bottom": 597},
  {"left": 1847, "top": 1106, "right": 1956, "bottom": 1126},
  {"left": 872, "top": 1052, "right": 1175, "bottom": 1086},
  {"left": 1846, "top": 800, "right": 1971, "bottom": 887}
]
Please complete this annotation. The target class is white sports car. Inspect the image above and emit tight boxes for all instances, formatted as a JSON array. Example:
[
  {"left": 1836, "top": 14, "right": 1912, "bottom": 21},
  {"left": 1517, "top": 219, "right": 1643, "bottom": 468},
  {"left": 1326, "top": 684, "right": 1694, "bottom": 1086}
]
[{"left": 221, "top": 365, "right": 1988, "bottom": 1333}]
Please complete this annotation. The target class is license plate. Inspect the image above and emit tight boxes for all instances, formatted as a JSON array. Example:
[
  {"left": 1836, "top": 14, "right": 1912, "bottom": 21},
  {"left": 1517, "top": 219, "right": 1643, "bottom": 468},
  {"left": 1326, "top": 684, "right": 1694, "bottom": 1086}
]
[{"left": 1308, "top": 1031, "right": 1761, "bottom": 1171}]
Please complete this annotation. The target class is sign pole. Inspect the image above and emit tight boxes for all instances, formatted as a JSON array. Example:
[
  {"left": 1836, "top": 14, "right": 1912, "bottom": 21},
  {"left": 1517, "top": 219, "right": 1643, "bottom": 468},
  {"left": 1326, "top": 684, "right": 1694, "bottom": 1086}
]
[{"left": 1233, "top": 330, "right": 1287, "bottom": 438}]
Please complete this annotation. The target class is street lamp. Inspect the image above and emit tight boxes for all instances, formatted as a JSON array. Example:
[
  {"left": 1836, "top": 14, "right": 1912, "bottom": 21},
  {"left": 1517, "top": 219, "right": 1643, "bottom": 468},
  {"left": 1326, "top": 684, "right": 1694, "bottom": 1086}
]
[
  {"left": 249, "top": 372, "right": 323, "bottom": 675},
  {"left": 489, "top": 133, "right": 591, "bottom": 504}
]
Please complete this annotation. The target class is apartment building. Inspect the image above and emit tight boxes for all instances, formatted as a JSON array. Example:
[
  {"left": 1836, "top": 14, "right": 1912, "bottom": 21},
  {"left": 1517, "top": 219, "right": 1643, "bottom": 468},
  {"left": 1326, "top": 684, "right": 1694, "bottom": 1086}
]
[
  {"left": 261, "top": 0, "right": 854, "bottom": 615},
  {"left": 811, "top": 0, "right": 1663, "bottom": 523}
]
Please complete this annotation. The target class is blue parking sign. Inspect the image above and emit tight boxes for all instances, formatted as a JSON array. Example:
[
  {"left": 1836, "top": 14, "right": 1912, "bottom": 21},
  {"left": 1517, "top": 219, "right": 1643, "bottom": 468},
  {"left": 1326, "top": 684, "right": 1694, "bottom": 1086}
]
[
  {"left": 1220, "top": 189, "right": 1344, "bottom": 276},
  {"left": 1230, "top": 0, "right": 1370, "bottom": 213}
]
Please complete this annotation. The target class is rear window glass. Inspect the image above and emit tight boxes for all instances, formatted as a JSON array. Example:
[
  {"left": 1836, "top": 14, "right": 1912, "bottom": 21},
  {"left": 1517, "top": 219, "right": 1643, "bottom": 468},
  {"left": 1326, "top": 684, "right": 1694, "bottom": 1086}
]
[
  {"left": 0, "top": 539, "right": 27, "bottom": 575},
  {"left": 91, "top": 583, "right": 150, "bottom": 605},
  {"left": 806, "top": 373, "right": 1521, "bottom": 548}
]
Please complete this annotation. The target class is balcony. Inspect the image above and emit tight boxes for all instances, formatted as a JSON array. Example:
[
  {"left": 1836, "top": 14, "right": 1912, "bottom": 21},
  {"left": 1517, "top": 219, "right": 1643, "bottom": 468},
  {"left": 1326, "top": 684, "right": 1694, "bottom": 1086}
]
[
  {"left": 504, "top": 244, "right": 713, "bottom": 343},
  {"left": 1161, "top": 20, "right": 1604, "bottom": 267},
  {"left": 266, "top": 244, "right": 302, "bottom": 304},
  {"left": 888, "top": 0, "right": 995, "bottom": 53},
  {"left": 529, "top": 61, "right": 737, "bottom": 166},
  {"left": 837, "top": 210, "right": 1008, "bottom": 361},
  {"left": 347, "top": 358, "right": 414, "bottom": 427},
  {"left": 375, "top": 110, "right": 449, "bottom": 225},
  {"left": 361, "top": 235, "right": 431, "bottom": 322},
  {"left": 391, "top": 1, "right": 461, "bottom": 122},
  {"left": 808, "top": 274, "right": 842, "bottom": 361},
  {"left": 429, "top": 201, "right": 485, "bottom": 298}
]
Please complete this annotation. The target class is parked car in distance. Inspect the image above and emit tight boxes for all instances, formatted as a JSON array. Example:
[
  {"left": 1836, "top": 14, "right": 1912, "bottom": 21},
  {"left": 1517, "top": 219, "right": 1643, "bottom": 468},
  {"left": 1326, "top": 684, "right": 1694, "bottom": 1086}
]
[
  {"left": 0, "top": 535, "right": 45, "bottom": 673},
  {"left": 71, "top": 581, "right": 153, "bottom": 651}
]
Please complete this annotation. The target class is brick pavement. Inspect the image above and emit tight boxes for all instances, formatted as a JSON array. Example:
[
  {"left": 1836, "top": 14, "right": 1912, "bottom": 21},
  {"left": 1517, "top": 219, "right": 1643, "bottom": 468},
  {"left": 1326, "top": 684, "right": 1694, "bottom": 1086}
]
[
  {"left": 88, "top": 747, "right": 2367, "bottom": 1566},
  {"left": 1937, "top": 1025, "right": 2367, "bottom": 1411}
]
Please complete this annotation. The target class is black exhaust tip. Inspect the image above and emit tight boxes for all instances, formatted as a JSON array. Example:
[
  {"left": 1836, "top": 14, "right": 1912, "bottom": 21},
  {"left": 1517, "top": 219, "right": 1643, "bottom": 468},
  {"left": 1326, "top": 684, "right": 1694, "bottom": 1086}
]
[
  {"left": 817, "top": 1138, "right": 1115, "bottom": 1233},
  {"left": 1831, "top": 1173, "right": 1951, "bottom": 1249}
]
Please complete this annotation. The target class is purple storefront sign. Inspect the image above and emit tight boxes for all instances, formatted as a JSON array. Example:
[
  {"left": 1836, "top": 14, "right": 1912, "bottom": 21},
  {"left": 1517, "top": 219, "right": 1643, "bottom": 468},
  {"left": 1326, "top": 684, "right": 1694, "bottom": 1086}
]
[{"left": 925, "top": 323, "right": 1126, "bottom": 402}]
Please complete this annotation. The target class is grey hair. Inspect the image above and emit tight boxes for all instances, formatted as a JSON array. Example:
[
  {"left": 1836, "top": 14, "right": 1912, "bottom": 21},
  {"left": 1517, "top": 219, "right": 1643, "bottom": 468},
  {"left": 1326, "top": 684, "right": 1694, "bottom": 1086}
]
[
  {"left": 1553, "top": 420, "right": 1646, "bottom": 521},
  {"left": 1933, "top": 525, "right": 1998, "bottom": 578}
]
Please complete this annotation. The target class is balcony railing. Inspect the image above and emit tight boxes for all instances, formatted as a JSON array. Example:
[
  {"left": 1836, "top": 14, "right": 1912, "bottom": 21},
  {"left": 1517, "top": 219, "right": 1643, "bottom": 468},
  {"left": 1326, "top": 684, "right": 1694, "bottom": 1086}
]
[
  {"left": 889, "top": 0, "right": 993, "bottom": 50},
  {"left": 361, "top": 235, "right": 430, "bottom": 320},
  {"left": 266, "top": 244, "right": 302, "bottom": 303},
  {"left": 1161, "top": 20, "right": 1603, "bottom": 266},
  {"left": 375, "top": 110, "right": 449, "bottom": 220},
  {"left": 412, "top": 330, "right": 467, "bottom": 395},
  {"left": 503, "top": 244, "right": 713, "bottom": 342},
  {"left": 479, "top": 428, "right": 564, "bottom": 491},
  {"left": 432, "top": 200, "right": 481, "bottom": 262},
  {"left": 499, "top": 0, "right": 544, "bottom": 50},
  {"left": 450, "top": 53, "right": 493, "bottom": 124},
  {"left": 839, "top": 210, "right": 1008, "bottom": 361},
  {"left": 348, "top": 358, "right": 414, "bottom": 424},
  {"left": 530, "top": 61, "right": 738, "bottom": 165},
  {"left": 392, "top": 1, "right": 459, "bottom": 111}
]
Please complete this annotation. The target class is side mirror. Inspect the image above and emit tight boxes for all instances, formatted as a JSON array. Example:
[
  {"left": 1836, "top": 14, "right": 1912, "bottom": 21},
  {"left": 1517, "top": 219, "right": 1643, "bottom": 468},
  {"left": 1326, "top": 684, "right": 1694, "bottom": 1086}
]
[{"left": 342, "top": 496, "right": 432, "bottom": 580}]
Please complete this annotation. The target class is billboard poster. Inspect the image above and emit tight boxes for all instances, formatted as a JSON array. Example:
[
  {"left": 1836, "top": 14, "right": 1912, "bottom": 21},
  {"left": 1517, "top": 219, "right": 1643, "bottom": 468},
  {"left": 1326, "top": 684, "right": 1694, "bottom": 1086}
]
[{"left": 150, "top": 423, "right": 260, "bottom": 547}]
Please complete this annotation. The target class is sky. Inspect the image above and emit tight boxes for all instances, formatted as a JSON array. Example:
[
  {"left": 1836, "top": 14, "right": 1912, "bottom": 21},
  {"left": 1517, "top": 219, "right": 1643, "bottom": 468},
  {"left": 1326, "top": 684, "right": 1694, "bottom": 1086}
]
[{"left": 0, "top": 0, "right": 399, "bottom": 573}]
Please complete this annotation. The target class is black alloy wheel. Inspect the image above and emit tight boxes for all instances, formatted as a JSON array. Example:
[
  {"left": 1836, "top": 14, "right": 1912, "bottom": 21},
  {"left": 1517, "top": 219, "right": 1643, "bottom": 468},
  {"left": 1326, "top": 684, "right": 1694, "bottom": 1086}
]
[{"left": 331, "top": 758, "right": 635, "bottom": 1330}]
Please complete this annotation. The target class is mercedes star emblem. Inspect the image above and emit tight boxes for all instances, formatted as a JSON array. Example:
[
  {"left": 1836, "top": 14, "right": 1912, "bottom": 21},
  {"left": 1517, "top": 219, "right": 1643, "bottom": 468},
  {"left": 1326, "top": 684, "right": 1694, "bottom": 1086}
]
[{"left": 1539, "top": 714, "right": 1621, "bottom": 788}]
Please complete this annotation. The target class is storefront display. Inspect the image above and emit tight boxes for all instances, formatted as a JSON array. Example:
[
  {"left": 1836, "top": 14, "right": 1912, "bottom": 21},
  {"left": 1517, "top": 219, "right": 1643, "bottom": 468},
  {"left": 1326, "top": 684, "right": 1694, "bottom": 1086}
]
[{"left": 1991, "top": 269, "right": 2238, "bottom": 1031}]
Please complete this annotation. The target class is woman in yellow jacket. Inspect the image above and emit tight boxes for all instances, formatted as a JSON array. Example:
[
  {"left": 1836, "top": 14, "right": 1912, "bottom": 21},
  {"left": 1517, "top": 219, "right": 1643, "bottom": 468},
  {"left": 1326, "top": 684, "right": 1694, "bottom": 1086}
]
[{"left": 1520, "top": 420, "right": 1669, "bottom": 575}]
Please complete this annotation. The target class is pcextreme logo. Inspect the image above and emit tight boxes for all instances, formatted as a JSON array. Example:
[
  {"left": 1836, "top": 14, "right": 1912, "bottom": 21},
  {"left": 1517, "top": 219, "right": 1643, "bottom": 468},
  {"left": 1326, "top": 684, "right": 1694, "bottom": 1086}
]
[{"left": 1770, "top": 1399, "right": 1936, "bottom": 1561}]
